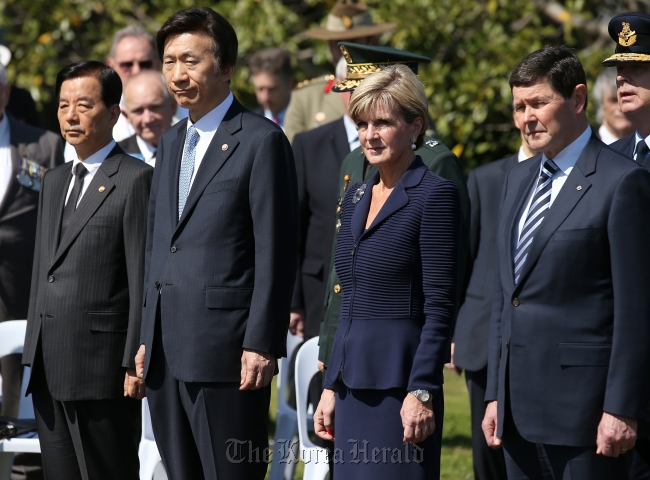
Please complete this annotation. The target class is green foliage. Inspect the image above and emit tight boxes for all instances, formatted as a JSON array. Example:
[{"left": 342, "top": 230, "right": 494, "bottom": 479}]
[{"left": 0, "top": 0, "right": 617, "bottom": 168}]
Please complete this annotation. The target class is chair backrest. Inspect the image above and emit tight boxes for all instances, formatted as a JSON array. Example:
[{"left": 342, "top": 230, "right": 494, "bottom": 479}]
[
  {"left": 294, "top": 336, "right": 321, "bottom": 452},
  {"left": 277, "top": 332, "right": 303, "bottom": 411},
  {"left": 0, "top": 320, "right": 27, "bottom": 358},
  {"left": 141, "top": 397, "right": 156, "bottom": 442}
]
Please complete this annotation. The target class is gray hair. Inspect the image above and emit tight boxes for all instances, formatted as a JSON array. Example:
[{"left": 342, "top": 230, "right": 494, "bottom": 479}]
[
  {"left": 109, "top": 25, "right": 156, "bottom": 59},
  {"left": 0, "top": 64, "right": 6, "bottom": 85},
  {"left": 593, "top": 69, "right": 618, "bottom": 123}
]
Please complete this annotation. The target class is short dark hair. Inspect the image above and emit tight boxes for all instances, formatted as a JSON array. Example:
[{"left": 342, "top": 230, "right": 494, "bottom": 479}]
[
  {"left": 55, "top": 60, "right": 122, "bottom": 107},
  {"left": 510, "top": 45, "right": 588, "bottom": 109},
  {"left": 156, "top": 7, "right": 238, "bottom": 72},
  {"left": 249, "top": 48, "right": 293, "bottom": 80}
]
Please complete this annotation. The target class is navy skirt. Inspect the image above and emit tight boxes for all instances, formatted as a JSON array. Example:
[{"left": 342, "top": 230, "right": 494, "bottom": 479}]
[{"left": 333, "top": 384, "right": 444, "bottom": 480}]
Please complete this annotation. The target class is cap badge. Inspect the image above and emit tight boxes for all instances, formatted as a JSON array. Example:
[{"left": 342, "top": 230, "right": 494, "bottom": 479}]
[
  {"left": 619, "top": 22, "right": 637, "bottom": 47},
  {"left": 341, "top": 14, "right": 353, "bottom": 29}
]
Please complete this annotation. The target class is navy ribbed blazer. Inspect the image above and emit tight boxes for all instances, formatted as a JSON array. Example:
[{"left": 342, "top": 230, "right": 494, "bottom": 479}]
[{"left": 323, "top": 157, "right": 460, "bottom": 395}]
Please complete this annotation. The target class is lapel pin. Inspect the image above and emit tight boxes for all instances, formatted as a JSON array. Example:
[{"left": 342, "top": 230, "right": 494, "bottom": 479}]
[
  {"left": 98, "top": 186, "right": 105, "bottom": 193},
  {"left": 576, "top": 185, "right": 582, "bottom": 191},
  {"left": 222, "top": 144, "right": 228, "bottom": 151}
]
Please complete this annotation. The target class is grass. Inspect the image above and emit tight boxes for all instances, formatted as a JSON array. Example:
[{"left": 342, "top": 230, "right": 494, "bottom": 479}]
[{"left": 267, "top": 371, "right": 474, "bottom": 479}]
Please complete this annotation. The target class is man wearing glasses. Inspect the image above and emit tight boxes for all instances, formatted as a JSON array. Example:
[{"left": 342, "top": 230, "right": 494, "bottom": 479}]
[{"left": 107, "top": 26, "right": 160, "bottom": 142}]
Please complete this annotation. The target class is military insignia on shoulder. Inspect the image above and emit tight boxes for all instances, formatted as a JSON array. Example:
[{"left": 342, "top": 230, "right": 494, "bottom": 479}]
[
  {"left": 619, "top": 22, "right": 637, "bottom": 47},
  {"left": 352, "top": 183, "right": 367, "bottom": 204},
  {"left": 16, "top": 157, "right": 47, "bottom": 192},
  {"left": 426, "top": 140, "right": 439, "bottom": 148}
]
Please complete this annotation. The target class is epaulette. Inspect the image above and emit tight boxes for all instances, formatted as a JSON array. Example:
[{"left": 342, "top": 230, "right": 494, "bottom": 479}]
[{"left": 295, "top": 74, "right": 335, "bottom": 90}]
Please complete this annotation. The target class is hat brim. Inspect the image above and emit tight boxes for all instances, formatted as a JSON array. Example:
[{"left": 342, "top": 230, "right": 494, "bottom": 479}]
[
  {"left": 303, "top": 23, "right": 396, "bottom": 41},
  {"left": 332, "top": 78, "right": 362, "bottom": 92},
  {"left": 602, "top": 52, "right": 650, "bottom": 66}
]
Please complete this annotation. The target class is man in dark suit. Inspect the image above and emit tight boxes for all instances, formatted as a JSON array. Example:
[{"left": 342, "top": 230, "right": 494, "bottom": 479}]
[
  {"left": 0, "top": 62, "right": 64, "bottom": 419},
  {"left": 22, "top": 60, "right": 152, "bottom": 480},
  {"left": 451, "top": 134, "right": 536, "bottom": 480},
  {"left": 135, "top": 8, "right": 298, "bottom": 480},
  {"left": 602, "top": 13, "right": 650, "bottom": 478},
  {"left": 118, "top": 70, "right": 176, "bottom": 167},
  {"left": 482, "top": 45, "right": 650, "bottom": 479},
  {"left": 249, "top": 48, "right": 293, "bottom": 131}
]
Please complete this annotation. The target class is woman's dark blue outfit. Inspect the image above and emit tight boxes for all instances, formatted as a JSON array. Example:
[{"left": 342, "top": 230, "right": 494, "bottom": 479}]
[{"left": 323, "top": 157, "right": 461, "bottom": 479}]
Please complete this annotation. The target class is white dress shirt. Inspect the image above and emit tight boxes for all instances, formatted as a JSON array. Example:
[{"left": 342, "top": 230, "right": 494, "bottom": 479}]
[
  {"left": 65, "top": 140, "right": 116, "bottom": 207},
  {"left": 135, "top": 135, "right": 156, "bottom": 167},
  {"left": 0, "top": 114, "right": 12, "bottom": 205},
  {"left": 264, "top": 107, "right": 287, "bottom": 131},
  {"left": 633, "top": 131, "right": 650, "bottom": 161},
  {"left": 516, "top": 126, "right": 591, "bottom": 242},
  {"left": 185, "top": 92, "right": 234, "bottom": 190},
  {"left": 517, "top": 145, "right": 531, "bottom": 163},
  {"left": 342, "top": 115, "right": 361, "bottom": 152},
  {"left": 598, "top": 124, "right": 619, "bottom": 146}
]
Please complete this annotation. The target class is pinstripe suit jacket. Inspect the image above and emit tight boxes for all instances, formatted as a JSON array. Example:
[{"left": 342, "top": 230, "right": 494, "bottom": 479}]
[
  {"left": 323, "top": 157, "right": 461, "bottom": 395},
  {"left": 23, "top": 145, "right": 153, "bottom": 401}
]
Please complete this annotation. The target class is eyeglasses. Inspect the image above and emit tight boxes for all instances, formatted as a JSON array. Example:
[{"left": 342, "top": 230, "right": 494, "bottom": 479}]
[{"left": 118, "top": 60, "right": 154, "bottom": 71}]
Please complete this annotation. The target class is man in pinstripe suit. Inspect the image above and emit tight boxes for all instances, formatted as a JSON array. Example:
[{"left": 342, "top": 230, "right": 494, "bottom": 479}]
[{"left": 22, "top": 61, "right": 152, "bottom": 480}]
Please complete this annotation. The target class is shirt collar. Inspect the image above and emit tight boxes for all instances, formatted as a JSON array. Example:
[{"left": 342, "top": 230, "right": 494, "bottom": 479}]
[
  {"left": 598, "top": 124, "right": 619, "bottom": 145},
  {"left": 187, "top": 92, "right": 234, "bottom": 135},
  {"left": 342, "top": 115, "right": 358, "bottom": 145},
  {"left": 71, "top": 140, "right": 116, "bottom": 176},
  {"left": 517, "top": 145, "right": 529, "bottom": 162},
  {"left": 264, "top": 107, "right": 286, "bottom": 124},
  {"left": 135, "top": 135, "right": 156, "bottom": 160},
  {"left": 634, "top": 131, "right": 650, "bottom": 156},
  {"left": 542, "top": 126, "right": 591, "bottom": 175}
]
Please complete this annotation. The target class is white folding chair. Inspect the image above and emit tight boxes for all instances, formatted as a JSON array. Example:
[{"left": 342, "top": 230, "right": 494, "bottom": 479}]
[
  {"left": 269, "top": 332, "right": 303, "bottom": 480},
  {"left": 138, "top": 397, "right": 168, "bottom": 479},
  {"left": 0, "top": 320, "right": 39, "bottom": 480},
  {"left": 294, "top": 336, "right": 329, "bottom": 480}
]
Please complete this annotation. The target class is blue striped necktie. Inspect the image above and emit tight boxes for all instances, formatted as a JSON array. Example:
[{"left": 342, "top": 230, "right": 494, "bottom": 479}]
[
  {"left": 178, "top": 125, "right": 199, "bottom": 219},
  {"left": 513, "top": 158, "right": 560, "bottom": 284}
]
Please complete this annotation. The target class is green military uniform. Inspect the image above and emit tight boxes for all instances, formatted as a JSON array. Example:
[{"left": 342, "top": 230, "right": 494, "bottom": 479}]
[
  {"left": 318, "top": 136, "right": 471, "bottom": 365},
  {"left": 283, "top": 75, "right": 346, "bottom": 143}
]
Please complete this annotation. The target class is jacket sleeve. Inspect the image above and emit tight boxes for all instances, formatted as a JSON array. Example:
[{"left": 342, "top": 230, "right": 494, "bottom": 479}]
[
  {"left": 122, "top": 165, "right": 153, "bottom": 368},
  {"left": 603, "top": 167, "right": 650, "bottom": 419},
  {"left": 243, "top": 129, "right": 299, "bottom": 357},
  {"left": 407, "top": 180, "right": 460, "bottom": 394},
  {"left": 291, "top": 133, "right": 308, "bottom": 313}
]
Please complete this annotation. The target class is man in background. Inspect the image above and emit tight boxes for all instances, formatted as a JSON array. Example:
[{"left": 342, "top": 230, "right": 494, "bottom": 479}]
[
  {"left": 592, "top": 68, "right": 633, "bottom": 144},
  {"left": 249, "top": 47, "right": 293, "bottom": 131},
  {"left": 283, "top": 0, "right": 395, "bottom": 142},
  {"left": 119, "top": 70, "right": 176, "bottom": 167}
]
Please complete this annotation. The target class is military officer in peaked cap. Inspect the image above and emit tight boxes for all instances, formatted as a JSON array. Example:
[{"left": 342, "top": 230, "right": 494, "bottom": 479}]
[
  {"left": 284, "top": 0, "right": 396, "bottom": 143},
  {"left": 317, "top": 42, "right": 470, "bottom": 372},
  {"left": 602, "top": 13, "right": 650, "bottom": 478}
]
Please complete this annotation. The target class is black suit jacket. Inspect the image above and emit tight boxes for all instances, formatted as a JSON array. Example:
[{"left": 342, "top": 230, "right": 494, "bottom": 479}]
[
  {"left": 610, "top": 132, "right": 635, "bottom": 159},
  {"left": 118, "top": 134, "right": 141, "bottom": 157},
  {"left": 486, "top": 136, "right": 650, "bottom": 446},
  {"left": 23, "top": 146, "right": 153, "bottom": 401},
  {"left": 0, "top": 116, "right": 64, "bottom": 319},
  {"left": 140, "top": 98, "right": 298, "bottom": 383},
  {"left": 291, "top": 118, "right": 349, "bottom": 337},
  {"left": 454, "top": 154, "right": 518, "bottom": 372}
]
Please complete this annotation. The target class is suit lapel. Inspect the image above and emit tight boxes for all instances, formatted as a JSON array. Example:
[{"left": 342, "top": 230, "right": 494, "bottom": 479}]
[
  {"left": 174, "top": 102, "right": 243, "bottom": 235},
  {"left": 0, "top": 117, "right": 30, "bottom": 217},
  {"left": 513, "top": 139, "right": 598, "bottom": 288},
  {"left": 500, "top": 156, "right": 540, "bottom": 290},
  {"left": 350, "top": 175, "right": 374, "bottom": 241},
  {"left": 48, "top": 163, "right": 73, "bottom": 261},
  {"left": 52, "top": 154, "right": 121, "bottom": 266}
]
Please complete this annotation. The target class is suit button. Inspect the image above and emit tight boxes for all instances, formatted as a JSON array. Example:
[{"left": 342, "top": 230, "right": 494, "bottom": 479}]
[
  {"left": 48, "top": 275, "right": 55, "bottom": 283},
  {"left": 154, "top": 281, "right": 161, "bottom": 289},
  {"left": 170, "top": 245, "right": 177, "bottom": 253},
  {"left": 333, "top": 284, "right": 341, "bottom": 294},
  {"left": 512, "top": 298, "right": 520, "bottom": 307}
]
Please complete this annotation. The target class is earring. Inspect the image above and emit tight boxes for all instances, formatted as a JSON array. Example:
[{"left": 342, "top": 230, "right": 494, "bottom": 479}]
[{"left": 411, "top": 137, "right": 417, "bottom": 150}]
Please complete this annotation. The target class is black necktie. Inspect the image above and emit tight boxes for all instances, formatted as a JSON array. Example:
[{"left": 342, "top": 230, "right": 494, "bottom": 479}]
[
  {"left": 61, "top": 163, "right": 88, "bottom": 237},
  {"left": 637, "top": 139, "right": 649, "bottom": 163}
]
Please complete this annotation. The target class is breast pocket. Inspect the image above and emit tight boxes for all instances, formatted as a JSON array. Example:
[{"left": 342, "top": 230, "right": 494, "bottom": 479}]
[
  {"left": 203, "top": 178, "right": 239, "bottom": 196},
  {"left": 86, "top": 216, "right": 118, "bottom": 226}
]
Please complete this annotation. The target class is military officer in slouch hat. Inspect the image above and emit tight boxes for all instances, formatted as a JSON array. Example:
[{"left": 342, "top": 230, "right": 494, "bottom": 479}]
[
  {"left": 317, "top": 42, "right": 470, "bottom": 370},
  {"left": 284, "top": 0, "right": 396, "bottom": 143}
]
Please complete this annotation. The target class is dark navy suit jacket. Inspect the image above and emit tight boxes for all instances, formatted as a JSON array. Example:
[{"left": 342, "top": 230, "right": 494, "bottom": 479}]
[
  {"left": 323, "top": 158, "right": 461, "bottom": 395},
  {"left": 486, "top": 135, "right": 650, "bottom": 446},
  {"left": 140, "top": 98, "right": 299, "bottom": 383},
  {"left": 454, "top": 154, "right": 519, "bottom": 372}
]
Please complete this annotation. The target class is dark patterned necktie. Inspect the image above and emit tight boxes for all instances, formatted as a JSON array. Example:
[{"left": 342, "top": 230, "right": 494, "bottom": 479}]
[
  {"left": 637, "top": 139, "right": 649, "bottom": 162},
  {"left": 513, "top": 159, "right": 560, "bottom": 284},
  {"left": 61, "top": 163, "right": 88, "bottom": 237}
]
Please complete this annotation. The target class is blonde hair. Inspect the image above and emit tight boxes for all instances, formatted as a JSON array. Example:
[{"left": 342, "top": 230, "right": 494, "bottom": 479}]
[{"left": 348, "top": 64, "right": 428, "bottom": 149}]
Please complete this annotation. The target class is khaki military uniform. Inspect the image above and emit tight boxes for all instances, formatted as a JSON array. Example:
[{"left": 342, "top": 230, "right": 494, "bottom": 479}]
[
  {"left": 318, "top": 137, "right": 471, "bottom": 366},
  {"left": 284, "top": 75, "right": 346, "bottom": 143}
]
